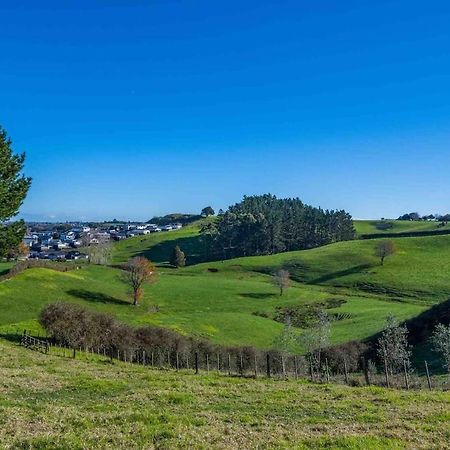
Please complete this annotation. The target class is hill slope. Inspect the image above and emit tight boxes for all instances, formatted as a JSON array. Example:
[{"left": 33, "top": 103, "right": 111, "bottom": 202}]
[{"left": 1, "top": 340, "right": 449, "bottom": 449}]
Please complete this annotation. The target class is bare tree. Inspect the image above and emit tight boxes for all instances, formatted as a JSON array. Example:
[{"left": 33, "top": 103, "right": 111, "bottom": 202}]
[
  {"left": 273, "top": 269, "right": 291, "bottom": 296},
  {"left": 299, "top": 310, "right": 331, "bottom": 375},
  {"left": 272, "top": 316, "right": 296, "bottom": 376},
  {"left": 88, "top": 243, "right": 112, "bottom": 265},
  {"left": 431, "top": 323, "right": 450, "bottom": 374},
  {"left": 122, "top": 257, "right": 156, "bottom": 306},
  {"left": 377, "top": 314, "right": 411, "bottom": 374},
  {"left": 374, "top": 240, "right": 396, "bottom": 265}
]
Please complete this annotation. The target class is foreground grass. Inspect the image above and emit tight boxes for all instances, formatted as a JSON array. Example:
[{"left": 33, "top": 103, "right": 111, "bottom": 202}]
[{"left": 0, "top": 340, "right": 449, "bottom": 449}]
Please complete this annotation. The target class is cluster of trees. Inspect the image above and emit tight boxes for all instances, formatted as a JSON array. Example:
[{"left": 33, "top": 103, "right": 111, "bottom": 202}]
[
  {"left": 201, "top": 194, "right": 355, "bottom": 260},
  {"left": 398, "top": 212, "right": 450, "bottom": 222},
  {"left": 0, "top": 126, "right": 31, "bottom": 259}
]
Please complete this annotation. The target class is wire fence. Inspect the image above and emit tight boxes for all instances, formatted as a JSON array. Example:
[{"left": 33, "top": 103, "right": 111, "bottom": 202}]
[{"left": 19, "top": 331, "right": 449, "bottom": 391}]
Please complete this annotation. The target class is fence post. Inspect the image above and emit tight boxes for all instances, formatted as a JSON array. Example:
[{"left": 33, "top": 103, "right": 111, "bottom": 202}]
[
  {"left": 143, "top": 350, "right": 146, "bottom": 366},
  {"left": 151, "top": 352, "right": 154, "bottom": 367},
  {"left": 167, "top": 350, "right": 170, "bottom": 368},
  {"left": 73, "top": 348, "right": 76, "bottom": 359},
  {"left": 403, "top": 360, "right": 410, "bottom": 390},
  {"left": 228, "top": 353, "right": 231, "bottom": 376},
  {"left": 425, "top": 361, "right": 432, "bottom": 391},
  {"left": 266, "top": 354, "right": 271, "bottom": 378},
  {"left": 309, "top": 356, "right": 314, "bottom": 382},
  {"left": 254, "top": 354, "right": 258, "bottom": 378},
  {"left": 206, "top": 354, "right": 210, "bottom": 373},
  {"left": 176, "top": 352, "right": 179, "bottom": 371},
  {"left": 186, "top": 353, "right": 189, "bottom": 370},
  {"left": 362, "top": 357, "right": 370, "bottom": 386},
  {"left": 343, "top": 358, "right": 349, "bottom": 385},
  {"left": 383, "top": 354, "right": 390, "bottom": 388},
  {"left": 294, "top": 356, "right": 298, "bottom": 380},
  {"left": 217, "top": 353, "right": 220, "bottom": 373},
  {"left": 239, "top": 354, "right": 244, "bottom": 377},
  {"left": 195, "top": 352, "right": 199, "bottom": 375},
  {"left": 325, "top": 358, "right": 330, "bottom": 383}
]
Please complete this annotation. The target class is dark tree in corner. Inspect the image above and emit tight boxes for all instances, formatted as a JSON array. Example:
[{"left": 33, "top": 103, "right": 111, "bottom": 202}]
[
  {"left": 170, "top": 245, "right": 186, "bottom": 268},
  {"left": 0, "top": 126, "right": 32, "bottom": 259}
]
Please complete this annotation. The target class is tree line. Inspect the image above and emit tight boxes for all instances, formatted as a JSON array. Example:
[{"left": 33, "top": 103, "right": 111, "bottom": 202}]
[{"left": 200, "top": 194, "right": 355, "bottom": 260}]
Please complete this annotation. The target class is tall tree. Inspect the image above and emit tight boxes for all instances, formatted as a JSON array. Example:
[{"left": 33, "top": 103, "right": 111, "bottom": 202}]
[
  {"left": 374, "top": 240, "right": 396, "bottom": 266},
  {"left": 170, "top": 245, "right": 186, "bottom": 268},
  {"left": 122, "top": 257, "right": 156, "bottom": 306},
  {"left": 0, "top": 126, "right": 32, "bottom": 258}
]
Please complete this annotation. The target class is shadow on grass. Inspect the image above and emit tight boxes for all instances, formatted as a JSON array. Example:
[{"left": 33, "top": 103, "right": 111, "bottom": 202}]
[
  {"left": 308, "top": 263, "right": 373, "bottom": 285},
  {"left": 0, "top": 332, "right": 22, "bottom": 343},
  {"left": 67, "top": 289, "right": 130, "bottom": 306},
  {"left": 240, "top": 293, "right": 278, "bottom": 299}
]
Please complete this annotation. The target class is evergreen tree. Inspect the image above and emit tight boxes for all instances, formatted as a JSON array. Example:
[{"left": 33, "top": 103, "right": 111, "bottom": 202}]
[
  {"left": 0, "top": 126, "right": 32, "bottom": 258},
  {"left": 170, "top": 245, "right": 186, "bottom": 268}
]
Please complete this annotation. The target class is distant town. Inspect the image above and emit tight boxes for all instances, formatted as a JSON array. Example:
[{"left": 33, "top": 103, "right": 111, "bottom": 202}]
[{"left": 22, "top": 221, "right": 184, "bottom": 261}]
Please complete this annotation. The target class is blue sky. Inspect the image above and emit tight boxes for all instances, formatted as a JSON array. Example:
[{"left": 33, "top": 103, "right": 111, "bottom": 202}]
[{"left": 1, "top": 0, "right": 450, "bottom": 221}]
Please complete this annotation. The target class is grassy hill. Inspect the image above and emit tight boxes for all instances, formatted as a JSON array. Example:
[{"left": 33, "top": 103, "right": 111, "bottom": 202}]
[
  {"left": 112, "top": 221, "right": 208, "bottom": 265},
  {"left": 354, "top": 219, "right": 450, "bottom": 237},
  {"left": 1, "top": 340, "right": 449, "bottom": 449}
]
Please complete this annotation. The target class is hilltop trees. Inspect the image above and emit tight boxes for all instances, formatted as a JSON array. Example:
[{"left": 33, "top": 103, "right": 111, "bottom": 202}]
[
  {"left": 273, "top": 269, "right": 291, "bottom": 296},
  {"left": 0, "top": 126, "right": 32, "bottom": 259},
  {"left": 201, "top": 194, "right": 355, "bottom": 260},
  {"left": 122, "top": 257, "right": 156, "bottom": 306},
  {"left": 201, "top": 206, "right": 215, "bottom": 217},
  {"left": 374, "top": 240, "right": 396, "bottom": 265},
  {"left": 170, "top": 245, "right": 186, "bottom": 268}
]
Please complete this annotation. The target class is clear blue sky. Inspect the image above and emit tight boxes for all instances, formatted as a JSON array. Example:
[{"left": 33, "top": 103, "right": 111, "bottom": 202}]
[{"left": 2, "top": 0, "right": 450, "bottom": 221}]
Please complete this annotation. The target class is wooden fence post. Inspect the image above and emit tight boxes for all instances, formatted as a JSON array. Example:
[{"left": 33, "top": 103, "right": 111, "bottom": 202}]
[
  {"left": 294, "top": 356, "right": 298, "bottom": 380},
  {"left": 206, "top": 354, "right": 210, "bottom": 373},
  {"left": 239, "top": 355, "right": 244, "bottom": 376},
  {"left": 266, "top": 354, "right": 271, "bottom": 378},
  {"left": 362, "top": 357, "right": 370, "bottom": 386},
  {"left": 195, "top": 352, "right": 199, "bottom": 374},
  {"left": 403, "top": 360, "right": 410, "bottom": 390},
  {"left": 425, "top": 361, "right": 432, "bottom": 391},
  {"left": 73, "top": 348, "right": 76, "bottom": 359},
  {"left": 228, "top": 353, "right": 231, "bottom": 376},
  {"left": 217, "top": 354, "right": 220, "bottom": 373},
  {"left": 254, "top": 354, "right": 258, "bottom": 378},
  {"left": 325, "top": 358, "right": 330, "bottom": 383},
  {"left": 176, "top": 352, "right": 179, "bottom": 371},
  {"left": 383, "top": 354, "right": 390, "bottom": 388},
  {"left": 309, "top": 356, "right": 314, "bottom": 382},
  {"left": 343, "top": 358, "right": 349, "bottom": 385}
]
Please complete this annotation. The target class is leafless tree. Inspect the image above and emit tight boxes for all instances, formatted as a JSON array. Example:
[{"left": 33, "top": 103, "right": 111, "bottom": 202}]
[
  {"left": 122, "top": 257, "right": 156, "bottom": 306},
  {"left": 374, "top": 240, "right": 396, "bottom": 265},
  {"left": 431, "top": 323, "right": 450, "bottom": 374},
  {"left": 377, "top": 314, "right": 411, "bottom": 374},
  {"left": 299, "top": 310, "right": 331, "bottom": 375},
  {"left": 88, "top": 243, "right": 112, "bottom": 265},
  {"left": 273, "top": 269, "right": 291, "bottom": 296}
]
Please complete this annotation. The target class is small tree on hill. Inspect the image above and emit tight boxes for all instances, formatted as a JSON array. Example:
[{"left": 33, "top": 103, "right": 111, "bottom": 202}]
[
  {"left": 122, "top": 257, "right": 156, "bottom": 306},
  {"left": 374, "top": 240, "right": 396, "bottom": 266},
  {"left": 272, "top": 269, "right": 291, "bottom": 296},
  {"left": 431, "top": 323, "right": 450, "bottom": 374},
  {"left": 170, "top": 245, "right": 186, "bottom": 268},
  {"left": 377, "top": 314, "right": 411, "bottom": 374},
  {"left": 201, "top": 206, "right": 215, "bottom": 217}
]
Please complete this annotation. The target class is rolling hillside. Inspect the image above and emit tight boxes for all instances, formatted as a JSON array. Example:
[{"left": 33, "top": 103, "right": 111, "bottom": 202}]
[
  {"left": 2, "top": 223, "right": 450, "bottom": 352},
  {"left": 354, "top": 219, "right": 450, "bottom": 237}
]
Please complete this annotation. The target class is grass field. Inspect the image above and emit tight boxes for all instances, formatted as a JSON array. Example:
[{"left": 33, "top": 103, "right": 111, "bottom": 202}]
[
  {"left": 1, "top": 340, "right": 449, "bottom": 449},
  {"left": 354, "top": 219, "right": 450, "bottom": 236}
]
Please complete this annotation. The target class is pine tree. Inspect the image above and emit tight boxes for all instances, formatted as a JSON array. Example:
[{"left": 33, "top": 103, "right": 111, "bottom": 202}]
[
  {"left": 0, "top": 126, "right": 32, "bottom": 258},
  {"left": 170, "top": 245, "right": 186, "bottom": 268}
]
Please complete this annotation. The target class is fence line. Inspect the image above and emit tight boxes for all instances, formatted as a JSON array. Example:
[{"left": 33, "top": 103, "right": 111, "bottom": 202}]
[{"left": 19, "top": 332, "right": 447, "bottom": 391}]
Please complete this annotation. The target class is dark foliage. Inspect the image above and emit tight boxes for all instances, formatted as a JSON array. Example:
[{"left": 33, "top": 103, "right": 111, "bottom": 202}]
[{"left": 201, "top": 194, "right": 355, "bottom": 259}]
